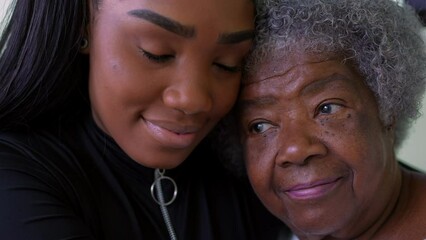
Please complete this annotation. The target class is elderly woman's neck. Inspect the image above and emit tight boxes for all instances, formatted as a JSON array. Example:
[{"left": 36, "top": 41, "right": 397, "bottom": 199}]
[{"left": 367, "top": 167, "right": 423, "bottom": 239}]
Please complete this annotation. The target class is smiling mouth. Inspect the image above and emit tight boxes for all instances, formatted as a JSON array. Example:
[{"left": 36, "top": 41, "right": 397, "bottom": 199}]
[
  {"left": 146, "top": 119, "right": 201, "bottom": 134},
  {"left": 143, "top": 118, "right": 202, "bottom": 149},
  {"left": 284, "top": 177, "right": 342, "bottom": 200}
]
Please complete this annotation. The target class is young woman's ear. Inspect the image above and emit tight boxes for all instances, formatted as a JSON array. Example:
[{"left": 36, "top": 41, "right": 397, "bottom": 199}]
[
  {"left": 79, "top": 37, "right": 90, "bottom": 54},
  {"left": 80, "top": 0, "right": 91, "bottom": 54}
]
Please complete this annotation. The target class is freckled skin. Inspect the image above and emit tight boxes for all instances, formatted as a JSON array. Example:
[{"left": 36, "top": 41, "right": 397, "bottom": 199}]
[{"left": 237, "top": 51, "right": 424, "bottom": 239}]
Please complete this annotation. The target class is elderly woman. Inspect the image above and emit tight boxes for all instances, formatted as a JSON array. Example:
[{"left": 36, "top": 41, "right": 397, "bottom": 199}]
[{"left": 223, "top": 0, "right": 426, "bottom": 239}]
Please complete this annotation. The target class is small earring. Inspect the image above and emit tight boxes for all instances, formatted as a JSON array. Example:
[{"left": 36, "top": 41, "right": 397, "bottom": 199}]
[{"left": 80, "top": 37, "right": 89, "bottom": 49}]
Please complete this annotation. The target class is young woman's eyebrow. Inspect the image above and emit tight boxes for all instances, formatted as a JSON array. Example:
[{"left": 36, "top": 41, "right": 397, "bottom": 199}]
[
  {"left": 127, "top": 9, "right": 196, "bottom": 38},
  {"left": 128, "top": 9, "right": 253, "bottom": 44}
]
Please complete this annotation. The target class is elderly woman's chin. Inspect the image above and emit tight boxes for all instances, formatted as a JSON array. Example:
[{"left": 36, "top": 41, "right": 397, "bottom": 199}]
[{"left": 274, "top": 170, "right": 392, "bottom": 238}]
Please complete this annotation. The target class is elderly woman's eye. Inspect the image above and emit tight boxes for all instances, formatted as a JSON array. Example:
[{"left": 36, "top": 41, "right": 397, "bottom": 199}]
[
  {"left": 249, "top": 121, "right": 274, "bottom": 134},
  {"left": 318, "top": 103, "right": 342, "bottom": 115}
]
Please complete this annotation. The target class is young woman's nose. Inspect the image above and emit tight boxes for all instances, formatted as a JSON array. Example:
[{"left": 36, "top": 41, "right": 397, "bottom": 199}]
[
  {"left": 275, "top": 120, "right": 327, "bottom": 166},
  {"left": 162, "top": 67, "right": 213, "bottom": 115}
]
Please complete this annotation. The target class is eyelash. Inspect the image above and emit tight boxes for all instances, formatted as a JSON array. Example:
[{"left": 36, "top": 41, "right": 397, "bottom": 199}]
[
  {"left": 140, "top": 49, "right": 174, "bottom": 63},
  {"left": 140, "top": 48, "right": 241, "bottom": 73},
  {"left": 214, "top": 63, "right": 242, "bottom": 73}
]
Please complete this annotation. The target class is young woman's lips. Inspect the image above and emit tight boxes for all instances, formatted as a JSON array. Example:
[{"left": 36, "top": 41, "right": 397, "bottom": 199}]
[
  {"left": 283, "top": 177, "right": 342, "bottom": 201},
  {"left": 143, "top": 118, "right": 201, "bottom": 149}
]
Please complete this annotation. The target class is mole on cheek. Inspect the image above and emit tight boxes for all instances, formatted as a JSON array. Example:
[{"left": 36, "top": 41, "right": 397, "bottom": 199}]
[
  {"left": 347, "top": 113, "right": 352, "bottom": 119},
  {"left": 110, "top": 59, "right": 121, "bottom": 72}
]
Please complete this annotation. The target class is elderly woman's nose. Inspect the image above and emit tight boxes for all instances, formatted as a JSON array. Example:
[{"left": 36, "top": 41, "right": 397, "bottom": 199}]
[{"left": 275, "top": 120, "right": 327, "bottom": 166}]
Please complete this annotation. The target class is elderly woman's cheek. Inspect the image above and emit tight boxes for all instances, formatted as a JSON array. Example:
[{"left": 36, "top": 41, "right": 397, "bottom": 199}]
[
  {"left": 244, "top": 134, "right": 280, "bottom": 188},
  {"left": 320, "top": 112, "right": 381, "bottom": 167},
  {"left": 318, "top": 113, "right": 357, "bottom": 137},
  {"left": 244, "top": 138, "right": 264, "bottom": 165}
]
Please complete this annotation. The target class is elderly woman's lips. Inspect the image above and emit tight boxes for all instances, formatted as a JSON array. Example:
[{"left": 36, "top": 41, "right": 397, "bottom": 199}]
[{"left": 283, "top": 177, "right": 342, "bottom": 200}]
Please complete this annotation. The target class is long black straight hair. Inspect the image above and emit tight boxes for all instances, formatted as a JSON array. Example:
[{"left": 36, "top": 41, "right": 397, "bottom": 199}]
[{"left": 0, "top": 0, "right": 90, "bottom": 130}]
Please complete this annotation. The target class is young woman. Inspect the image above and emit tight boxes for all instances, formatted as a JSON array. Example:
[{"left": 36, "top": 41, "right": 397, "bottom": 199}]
[{"left": 0, "top": 0, "right": 283, "bottom": 239}]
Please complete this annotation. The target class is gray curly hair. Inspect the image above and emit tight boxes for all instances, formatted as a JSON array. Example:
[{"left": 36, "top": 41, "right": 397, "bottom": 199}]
[{"left": 215, "top": 0, "right": 426, "bottom": 175}]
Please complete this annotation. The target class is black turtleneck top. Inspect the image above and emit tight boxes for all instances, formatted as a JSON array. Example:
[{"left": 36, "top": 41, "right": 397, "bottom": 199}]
[{"left": 0, "top": 116, "right": 283, "bottom": 240}]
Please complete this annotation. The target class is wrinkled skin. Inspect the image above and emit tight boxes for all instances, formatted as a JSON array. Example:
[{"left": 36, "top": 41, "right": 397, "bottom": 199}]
[
  {"left": 87, "top": 0, "right": 254, "bottom": 169},
  {"left": 239, "top": 51, "right": 426, "bottom": 239}
]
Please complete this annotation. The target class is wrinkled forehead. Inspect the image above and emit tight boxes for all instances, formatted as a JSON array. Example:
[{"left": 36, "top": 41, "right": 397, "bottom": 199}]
[{"left": 243, "top": 47, "right": 338, "bottom": 86}]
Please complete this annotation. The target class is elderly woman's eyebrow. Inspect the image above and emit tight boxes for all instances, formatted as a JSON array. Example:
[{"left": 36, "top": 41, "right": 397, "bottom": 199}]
[
  {"left": 301, "top": 74, "right": 353, "bottom": 96},
  {"left": 128, "top": 9, "right": 196, "bottom": 38},
  {"left": 218, "top": 30, "right": 254, "bottom": 44},
  {"left": 238, "top": 96, "right": 278, "bottom": 109}
]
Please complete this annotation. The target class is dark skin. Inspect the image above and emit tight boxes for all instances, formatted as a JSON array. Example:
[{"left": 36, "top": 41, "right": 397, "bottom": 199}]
[
  {"left": 239, "top": 50, "right": 426, "bottom": 239},
  {"left": 85, "top": 0, "right": 254, "bottom": 169}
]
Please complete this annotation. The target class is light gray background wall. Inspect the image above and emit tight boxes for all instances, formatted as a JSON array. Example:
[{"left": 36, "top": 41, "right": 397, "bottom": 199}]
[
  {"left": 0, "top": 0, "right": 425, "bottom": 171},
  {"left": 0, "top": 0, "right": 11, "bottom": 33},
  {"left": 398, "top": 26, "right": 426, "bottom": 171}
]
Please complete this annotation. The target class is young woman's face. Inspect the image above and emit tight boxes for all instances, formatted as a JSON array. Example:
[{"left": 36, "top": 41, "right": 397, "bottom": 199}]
[
  {"left": 239, "top": 51, "right": 399, "bottom": 238},
  {"left": 88, "top": 0, "right": 254, "bottom": 168}
]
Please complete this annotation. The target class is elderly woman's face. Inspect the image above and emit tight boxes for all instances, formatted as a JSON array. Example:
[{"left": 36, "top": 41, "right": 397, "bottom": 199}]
[
  {"left": 239, "top": 52, "right": 397, "bottom": 237},
  {"left": 87, "top": 0, "right": 253, "bottom": 168}
]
